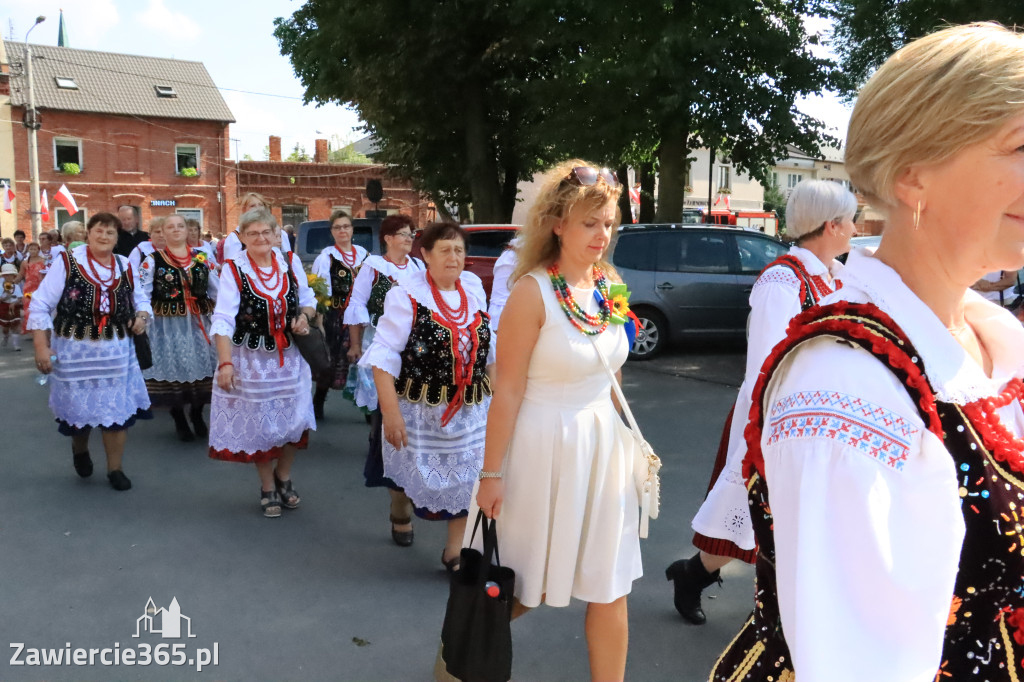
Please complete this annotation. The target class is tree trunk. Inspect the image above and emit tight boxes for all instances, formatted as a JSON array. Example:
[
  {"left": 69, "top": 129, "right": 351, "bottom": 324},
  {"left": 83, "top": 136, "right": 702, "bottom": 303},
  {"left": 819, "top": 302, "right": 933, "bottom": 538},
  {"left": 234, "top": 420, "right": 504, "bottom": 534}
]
[
  {"left": 638, "top": 160, "right": 656, "bottom": 223},
  {"left": 616, "top": 163, "right": 632, "bottom": 224},
  {"left": 656, "top": 123, "right": 689, "bottom": 222},
  {"left": 464, "top": 85, "right": 505, "bottom": 223},
  {"left": 500, "top": 165, "right": 519, "bottom": 223}
]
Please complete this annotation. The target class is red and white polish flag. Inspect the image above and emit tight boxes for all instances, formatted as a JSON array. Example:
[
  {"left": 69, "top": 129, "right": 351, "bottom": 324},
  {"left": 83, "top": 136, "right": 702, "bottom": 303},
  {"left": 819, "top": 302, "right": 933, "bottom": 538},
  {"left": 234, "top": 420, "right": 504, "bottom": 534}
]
[
  {"left": 40, "top": 189, "right": 49, "bottom": 222},
  {"left": 1, "top": 181, "right": 13, "bottom": 214},
  {"left": 55, "top": 183, "right": 78, "bottom": 214}
]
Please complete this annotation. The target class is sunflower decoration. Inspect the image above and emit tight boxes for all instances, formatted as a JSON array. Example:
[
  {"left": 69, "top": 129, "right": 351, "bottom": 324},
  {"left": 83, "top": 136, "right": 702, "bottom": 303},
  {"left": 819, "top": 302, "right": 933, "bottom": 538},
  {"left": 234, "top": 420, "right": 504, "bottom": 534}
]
[
  {"left": 606, "top": 282, "right": 632, "bottom": 325},
  {"left": 192, "top": 251, "right": 210, "bottom": 268},
  {"left": 306, "top": 272, "right": 332, "bottom": 315}
]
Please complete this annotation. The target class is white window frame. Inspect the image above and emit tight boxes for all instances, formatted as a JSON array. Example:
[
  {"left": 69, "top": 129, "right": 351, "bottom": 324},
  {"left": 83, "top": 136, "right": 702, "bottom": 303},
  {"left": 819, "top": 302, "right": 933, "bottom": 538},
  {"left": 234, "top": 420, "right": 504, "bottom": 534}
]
[
  {"left": 787, "top": 173, "right": 802, "bottom": 188},
  {"left": 771, "top": 171, "right": 779, "bottom": 188},
  {"left": 175, "top": 208, "right": 204, "bottom": 225},
  {"left": 175, "top": 144, "right": 200, "bottom": 175},
  {"left": 717, "top": 165, "right": 731, "bottom": 191},
  {"left": 280, "top": 205, "right": 308, "bottom": 227},
  {"left": 55, "top": 206, "right": 87, "bottom": 229},
  {"left": 53, "top": 137, "right": 83, "bottom": 171},
  {"left": 332, "top": 205, "right": 353, "bottom": 218}
]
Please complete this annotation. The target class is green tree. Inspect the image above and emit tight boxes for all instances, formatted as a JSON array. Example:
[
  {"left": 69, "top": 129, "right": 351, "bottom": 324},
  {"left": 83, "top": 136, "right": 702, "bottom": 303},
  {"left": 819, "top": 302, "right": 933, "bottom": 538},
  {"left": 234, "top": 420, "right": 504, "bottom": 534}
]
[
  {"left": 327, "top": 133, "right": 371, "bottom": 164},
  {"left": 762, "top": 175, "right": 787, "bottom": 233},
  {"left": 274, "top": 1, "right": 564, "bottom": 222},
  {"left": 828, "top": 0, "right": 1024, "bottom": 94},
  {"left": 287, "top": 143, "right": 311, "bottom": 162}
]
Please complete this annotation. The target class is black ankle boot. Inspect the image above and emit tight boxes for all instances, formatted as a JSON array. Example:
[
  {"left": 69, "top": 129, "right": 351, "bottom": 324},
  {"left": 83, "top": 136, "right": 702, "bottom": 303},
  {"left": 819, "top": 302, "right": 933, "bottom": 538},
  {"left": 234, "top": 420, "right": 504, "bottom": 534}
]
[
  {"left": 189, "top": 405, "right": 208, "bottom": 437},
  {"left": 313, "top": 386, "right": 329, "bottom": 420},
  {"left": 665, "top": 554, "right": 722, "bottom": 625},
  {"left": 170, "top": 407, "right": 195, "bottom": 442}
]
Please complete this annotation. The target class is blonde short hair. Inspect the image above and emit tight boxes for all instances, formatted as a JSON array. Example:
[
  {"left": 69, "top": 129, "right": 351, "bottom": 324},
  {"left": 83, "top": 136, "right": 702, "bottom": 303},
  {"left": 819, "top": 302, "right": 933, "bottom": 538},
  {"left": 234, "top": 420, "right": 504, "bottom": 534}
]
[
  {"left": 847, "top": 22, "right": 1024, "bottom": 211},
  {"left": 785, "top": 180, "right": 858, "bottom": 241},
  {"left": 512, "top": 159, "right": 622, "bottom": 284}
]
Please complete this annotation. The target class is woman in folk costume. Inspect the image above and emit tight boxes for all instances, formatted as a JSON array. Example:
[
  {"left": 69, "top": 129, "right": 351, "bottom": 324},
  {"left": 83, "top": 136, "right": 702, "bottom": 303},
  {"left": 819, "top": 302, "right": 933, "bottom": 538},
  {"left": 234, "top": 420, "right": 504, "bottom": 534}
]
[
  {"left": 310, "top": 209, "right": 369, "bottom": 419},
  {"left": 712, "top": 23, "right": 1024, "bottom": 682},
  {"left": 473, "top": 161, "right": 641, "bottom": 681},
  {"left": 127, "top": 217, "right": 165, "bottom": 283},
  {"left": 669, "top": 180, "right": 856, "bottom": 625},
  {"left": 136, "top": 214, "right": 218, "bottom": 441},
  {"left": 363, "top": 221, "right": 493, "bottom": 571},
  {"left": 344, "top": 214, "right": 424, "bottom": 543},
  {"left": 208, "top": 208, "right": 317, "bottom": 518},
  {"left": 29, "top": 213, "right": 151, "bottom": 491}
]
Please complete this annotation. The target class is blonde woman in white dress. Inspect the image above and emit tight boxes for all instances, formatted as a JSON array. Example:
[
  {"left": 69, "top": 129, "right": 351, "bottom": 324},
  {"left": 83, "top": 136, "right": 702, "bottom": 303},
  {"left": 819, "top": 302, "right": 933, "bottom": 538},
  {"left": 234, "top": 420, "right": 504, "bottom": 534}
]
[{"left": 473, "top": 159, "right": 641, "bottom": 682}]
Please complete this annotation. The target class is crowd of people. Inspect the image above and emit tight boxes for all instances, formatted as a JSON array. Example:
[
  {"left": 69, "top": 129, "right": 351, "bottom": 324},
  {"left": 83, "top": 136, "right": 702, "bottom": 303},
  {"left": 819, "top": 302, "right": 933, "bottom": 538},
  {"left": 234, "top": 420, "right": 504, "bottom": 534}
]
[{"left": 6, "top": 20, "right": 1024, "bottom": 682}]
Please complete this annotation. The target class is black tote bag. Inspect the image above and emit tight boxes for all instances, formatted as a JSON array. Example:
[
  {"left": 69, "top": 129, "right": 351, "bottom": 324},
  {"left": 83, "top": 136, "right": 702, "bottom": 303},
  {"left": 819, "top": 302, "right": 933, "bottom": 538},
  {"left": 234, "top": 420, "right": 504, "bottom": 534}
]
[{"left": 440, "top": 511, "right": 515, "bottom": 682}]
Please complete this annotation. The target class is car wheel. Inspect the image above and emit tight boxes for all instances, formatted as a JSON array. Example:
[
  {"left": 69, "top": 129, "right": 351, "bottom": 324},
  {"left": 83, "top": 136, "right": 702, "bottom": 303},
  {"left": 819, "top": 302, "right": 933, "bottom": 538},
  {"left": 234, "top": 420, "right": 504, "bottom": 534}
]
[{"left": 629, "top": 308, "right": 667, "bottom": 360}]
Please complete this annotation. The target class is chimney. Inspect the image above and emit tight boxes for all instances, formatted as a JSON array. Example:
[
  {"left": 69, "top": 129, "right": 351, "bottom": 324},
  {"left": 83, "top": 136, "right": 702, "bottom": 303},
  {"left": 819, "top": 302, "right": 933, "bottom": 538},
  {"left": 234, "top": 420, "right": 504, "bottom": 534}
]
[
  {"left": 314, "top": 138, "right": 329, "bottom": 164},
  {"left": 269, "top": 136, "right": 282, "bottom": 162}
]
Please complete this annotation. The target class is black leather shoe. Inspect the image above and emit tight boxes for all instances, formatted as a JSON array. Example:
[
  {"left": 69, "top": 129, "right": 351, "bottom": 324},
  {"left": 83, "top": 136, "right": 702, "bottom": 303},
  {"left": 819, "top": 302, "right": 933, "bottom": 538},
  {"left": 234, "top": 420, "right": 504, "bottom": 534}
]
[
  {"left": 189, "top": 406, "right": 208, "bottom": 437},
  {"left": 171, "top": 408, "right": 195, "bottom": 442},
  {"left": 107, "top": 470, "right": 132, "bottom": 491},
  {"left": 665, "top": 554, "right": 721, "bottom": 625},
  {"left": 73, "top": 450, "right": 93, "bottom": 478},
  {"left": 390, "top": 514, "right": 414, "bottom": 547}
]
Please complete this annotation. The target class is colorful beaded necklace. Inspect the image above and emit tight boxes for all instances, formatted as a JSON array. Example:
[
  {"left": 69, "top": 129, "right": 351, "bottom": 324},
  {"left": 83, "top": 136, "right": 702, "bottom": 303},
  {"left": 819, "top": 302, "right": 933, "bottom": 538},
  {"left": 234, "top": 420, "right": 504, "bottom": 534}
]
[{"left": 547, "top": 263, "right": 611, "bottom": 336}]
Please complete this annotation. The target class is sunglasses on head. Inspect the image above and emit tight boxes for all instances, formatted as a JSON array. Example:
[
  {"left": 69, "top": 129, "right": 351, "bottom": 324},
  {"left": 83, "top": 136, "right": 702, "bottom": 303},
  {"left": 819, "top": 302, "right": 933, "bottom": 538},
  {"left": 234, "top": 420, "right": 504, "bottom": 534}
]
[{"left": 566, "top": 166, "right": 620, "bottom": 188}]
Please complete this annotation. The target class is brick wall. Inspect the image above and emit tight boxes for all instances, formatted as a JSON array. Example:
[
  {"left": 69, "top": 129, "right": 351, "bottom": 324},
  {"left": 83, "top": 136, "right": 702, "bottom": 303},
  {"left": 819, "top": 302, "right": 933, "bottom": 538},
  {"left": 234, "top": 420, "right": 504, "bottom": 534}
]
[{"left": 10, "top": 107, "right": 232, "bottom": 238}]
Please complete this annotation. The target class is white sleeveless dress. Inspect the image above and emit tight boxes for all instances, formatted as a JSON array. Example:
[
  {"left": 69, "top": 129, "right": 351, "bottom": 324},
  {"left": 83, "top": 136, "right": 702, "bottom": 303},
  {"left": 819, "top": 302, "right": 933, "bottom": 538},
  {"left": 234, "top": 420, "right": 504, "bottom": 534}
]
[{"left": 467, "top": 269, "right": 643, "bottom": 608}]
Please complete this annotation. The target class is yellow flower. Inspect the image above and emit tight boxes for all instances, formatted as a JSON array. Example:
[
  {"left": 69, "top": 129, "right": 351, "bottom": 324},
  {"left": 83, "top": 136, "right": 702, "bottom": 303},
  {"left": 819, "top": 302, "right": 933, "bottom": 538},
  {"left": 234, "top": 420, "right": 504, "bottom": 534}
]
[
  {"left": 610, "top": 294, "right": 630, "bottom": 316},
  {"left": 194, "top": 252, "right": 207, "bottom": 263}
]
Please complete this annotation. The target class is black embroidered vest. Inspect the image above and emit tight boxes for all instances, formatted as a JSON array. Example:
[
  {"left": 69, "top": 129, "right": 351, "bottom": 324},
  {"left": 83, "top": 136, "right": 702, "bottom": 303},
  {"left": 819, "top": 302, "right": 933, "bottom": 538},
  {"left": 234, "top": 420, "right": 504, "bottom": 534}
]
[
  {"left": 329, "top": 253, "right": 357, "bottom": 310},
  {"left": 395, "top": 300, "right": 492, "bottom": 408},
  {"left": 367, "top": 269, "right": 394, "bottom": 327},
  {"left": 226, "top": 258, "right": 299, "bottom": 352},
  {"left": 53, "top": 252, "right": 135, "bottom": 340},
  {"left": 711, "top": 303, "right": 1024, "bottom": 682},
  {"left": 150, "top": 251, "right": 215, "bottom": 317}
]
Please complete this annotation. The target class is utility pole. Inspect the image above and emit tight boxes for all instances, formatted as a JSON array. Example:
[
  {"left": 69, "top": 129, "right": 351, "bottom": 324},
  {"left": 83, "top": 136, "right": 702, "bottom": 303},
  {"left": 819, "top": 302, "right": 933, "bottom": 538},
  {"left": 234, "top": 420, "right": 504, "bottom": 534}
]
[{"left": 24, "top": 16, "right": 45, "bottom": 240}]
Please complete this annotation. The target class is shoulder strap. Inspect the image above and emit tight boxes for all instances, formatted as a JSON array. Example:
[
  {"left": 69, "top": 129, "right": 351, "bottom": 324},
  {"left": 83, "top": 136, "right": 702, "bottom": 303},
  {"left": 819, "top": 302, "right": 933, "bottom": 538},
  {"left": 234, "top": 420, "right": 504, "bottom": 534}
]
[
  {"left": 760, "top": 254, "right": 816, "bottom": 309},
  {"left": 226, "top": 260, "right": 243, "bottom": 289},
  {"left": 742, "top": 301, "right": 943, "bottom": 482},
  {"left": 589, "top": 334, "right": 645, "bottom": 441}
]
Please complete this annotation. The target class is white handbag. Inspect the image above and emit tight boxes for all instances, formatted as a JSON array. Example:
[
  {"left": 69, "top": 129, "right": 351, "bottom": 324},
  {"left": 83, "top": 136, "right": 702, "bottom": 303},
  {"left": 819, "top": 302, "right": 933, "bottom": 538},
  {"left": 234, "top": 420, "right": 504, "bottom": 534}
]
[{"left": 590, "top": 336, "right": 662, "bottom": 538}]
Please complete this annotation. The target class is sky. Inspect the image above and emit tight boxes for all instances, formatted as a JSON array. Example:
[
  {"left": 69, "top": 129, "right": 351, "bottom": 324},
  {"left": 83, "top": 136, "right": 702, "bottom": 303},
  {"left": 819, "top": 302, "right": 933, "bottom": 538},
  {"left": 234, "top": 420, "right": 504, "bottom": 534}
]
[{"left": 1, "top": 1, "right": 853, "bottom": 161}]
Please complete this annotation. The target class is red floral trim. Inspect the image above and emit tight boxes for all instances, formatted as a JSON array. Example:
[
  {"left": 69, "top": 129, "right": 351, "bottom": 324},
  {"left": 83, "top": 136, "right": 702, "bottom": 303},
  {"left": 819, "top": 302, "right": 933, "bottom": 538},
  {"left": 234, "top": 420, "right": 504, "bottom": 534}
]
[
  {"left": 208, "top": 430, "right": 310, "bottom": 463},
  {"left": 742, "top": 301, "right": 942, "bottom": 482}
]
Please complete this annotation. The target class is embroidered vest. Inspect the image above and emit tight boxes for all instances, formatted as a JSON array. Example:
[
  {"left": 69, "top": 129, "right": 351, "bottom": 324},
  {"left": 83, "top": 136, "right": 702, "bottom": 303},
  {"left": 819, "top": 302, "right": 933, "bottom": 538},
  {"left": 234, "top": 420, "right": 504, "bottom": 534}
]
[
  {"left": 759, "top": 254, "right": 835, "bottom": 311},
  {"left": 394, "top": 299, "right": 492, "bottom": 413},
  {"left": 367, "top": 269, "right": 394, "bottom": 327},
  {"left": 711, "top": 303, "right": 1024, "bottom": 682},
  {"left": 226, "top": 258, "right": 299, "bottom": 352},
  {"left": 329, "top": 252, "right": 357, "bottom": 310},
  {"left": 53, "top": 252, "right": 135, "bottom": 340},
  {"left": 150, "top": 251, "right": 215, "bottom": 317}
]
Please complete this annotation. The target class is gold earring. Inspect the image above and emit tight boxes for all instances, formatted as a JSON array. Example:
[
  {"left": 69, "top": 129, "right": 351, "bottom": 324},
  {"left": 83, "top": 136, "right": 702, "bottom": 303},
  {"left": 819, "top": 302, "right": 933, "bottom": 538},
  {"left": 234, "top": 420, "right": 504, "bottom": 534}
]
[{"left": 913, "top": 201, "right": 921, "bottom": 230}]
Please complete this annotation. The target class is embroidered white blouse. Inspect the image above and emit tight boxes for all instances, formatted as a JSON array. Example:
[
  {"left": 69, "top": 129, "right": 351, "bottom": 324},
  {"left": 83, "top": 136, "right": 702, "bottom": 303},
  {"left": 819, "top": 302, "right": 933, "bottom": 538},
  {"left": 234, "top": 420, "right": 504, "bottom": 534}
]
[
  {"left": 27, "top": 245, "right": 147, "bottom": 331},
  {"left": 136, "top": 251, "right": 220, "bottom": 316},
  {"left": 487, "top": 242, "right": 518, "bottom": 333},
  {"left": 209, "top": 251, "right": 315, "bottom": 338},
  {"left": 310, "top": 244, "right": 370, "bottom": 297},
  {"left": 360, "top": 270, "right": 494, "bottom": 378},
  {"left": 127, "top": 241, "right": 155, "bottom": 289},
  {"left": 761, "top": 248, "right": 1024, "bottom": 682},
  {"left": 342, "top": 254, "right": 425, "bottom": 326}
]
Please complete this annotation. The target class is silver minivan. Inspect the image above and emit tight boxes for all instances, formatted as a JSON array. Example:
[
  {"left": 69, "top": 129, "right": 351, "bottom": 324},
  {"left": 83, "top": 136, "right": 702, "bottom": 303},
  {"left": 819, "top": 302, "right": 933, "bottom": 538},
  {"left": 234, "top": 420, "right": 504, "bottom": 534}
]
[{"left": 612, "top": 224, "right": 789, "bottom": 360}]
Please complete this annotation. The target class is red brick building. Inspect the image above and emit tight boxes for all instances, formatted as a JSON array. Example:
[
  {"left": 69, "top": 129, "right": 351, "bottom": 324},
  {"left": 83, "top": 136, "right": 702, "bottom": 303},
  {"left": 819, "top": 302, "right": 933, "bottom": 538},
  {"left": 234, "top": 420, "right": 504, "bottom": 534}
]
[
  {"left": 231, "top": 136, "right": 433, "bottom": 231},
  {"left": 5, "top": 41, "right": 236, "bottom": 238}
]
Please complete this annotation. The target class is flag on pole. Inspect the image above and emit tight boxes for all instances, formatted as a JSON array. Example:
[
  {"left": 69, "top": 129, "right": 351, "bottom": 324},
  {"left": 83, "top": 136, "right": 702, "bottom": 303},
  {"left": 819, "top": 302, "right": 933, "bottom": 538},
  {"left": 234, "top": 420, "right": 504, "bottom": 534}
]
[
  {"left": 58, "top": 10, "right": 70, "bottom": 48},
  {"left": 55, "top": 184, "right": 78, "bottom": 215},
  {"left": 40, "top": 189, "right": 49, "bottom": 222},
  {"left": 1, "top": 181, "right": 13, "bottom": 214}
]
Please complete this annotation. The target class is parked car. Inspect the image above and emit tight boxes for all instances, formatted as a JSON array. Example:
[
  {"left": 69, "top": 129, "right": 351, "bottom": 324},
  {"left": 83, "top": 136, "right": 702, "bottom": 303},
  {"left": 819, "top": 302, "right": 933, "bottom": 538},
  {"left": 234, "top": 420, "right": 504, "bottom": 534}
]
[
  {"left": 411, "top": 224, "right": 519, "bottom": 296},
  {"left": 838, "top": 234, "right": 882, "bottom": 263},
  {"left": 294, "top": 217, "right": 384, "bottom": 267},
  {"left": 611, "top": 223, "right": 789, "bottom": 360}
]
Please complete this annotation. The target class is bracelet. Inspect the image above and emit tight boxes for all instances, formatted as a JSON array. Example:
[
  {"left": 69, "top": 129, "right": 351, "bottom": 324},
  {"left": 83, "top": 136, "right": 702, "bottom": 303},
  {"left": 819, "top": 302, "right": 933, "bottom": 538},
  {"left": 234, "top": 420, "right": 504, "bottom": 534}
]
[
  {"left": 478, "top": 470, "right": 502, "bottom": 480},
  {"left": 217, "top": 362, "right": 234, "bottom": 371}
]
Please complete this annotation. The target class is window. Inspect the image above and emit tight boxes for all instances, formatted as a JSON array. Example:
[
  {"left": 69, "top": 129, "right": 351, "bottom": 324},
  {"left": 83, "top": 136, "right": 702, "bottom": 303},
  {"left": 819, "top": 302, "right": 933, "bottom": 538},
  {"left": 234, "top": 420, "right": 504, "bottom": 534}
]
[
  {"left": 155, "top": 85, "right": 177, "bottom": 98},
  {"left": 55, "top": 207, "right": 86, "bottom": 229},
  {"left": 736, "top": 234, "right": 789, "bottom": 274},
  {"left": 466, "top": 230, "right": 516, "bottom": 258},
  {"left": 175, "top": 144, "right": 199, "bottom": 174},
  {"left": 54, "top": 76, "right": 78, "bottom": 90},
  {"left": 771, "top": 172, "right": 779, "bottom": 188},
  {"left": 332, "top": 205, "right": 353, "bottom": 218},
  {"left": 53, "top": 138, "right": 82, "bottom": 171},
  {"left": 717, "top": 165, "right": 731, "bottom": 191},
  {"left": 611, "top": 233, "right": 657, "bottom": 271},
  {"left": 787, "top": 173, "right": 802, "bottom": 188},
  {"left": 281, "top": 205, "right": 308, "bottom": 229},
  {"left": 176, "top": 208, "right": 203, "bottom": 226},
  {"left": 352, "top": 223, "right": 375, "bottom": 253},
  {"left": 659, "top": 232, "right": 733, "bottom": 273}
]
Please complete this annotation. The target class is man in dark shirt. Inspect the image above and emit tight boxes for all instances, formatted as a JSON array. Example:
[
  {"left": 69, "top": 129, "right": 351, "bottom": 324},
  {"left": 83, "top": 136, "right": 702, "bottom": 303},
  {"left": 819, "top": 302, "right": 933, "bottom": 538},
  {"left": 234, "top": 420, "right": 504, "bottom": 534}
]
[{"left": 114, "top": 205, "right": 148, "bottom": 257}]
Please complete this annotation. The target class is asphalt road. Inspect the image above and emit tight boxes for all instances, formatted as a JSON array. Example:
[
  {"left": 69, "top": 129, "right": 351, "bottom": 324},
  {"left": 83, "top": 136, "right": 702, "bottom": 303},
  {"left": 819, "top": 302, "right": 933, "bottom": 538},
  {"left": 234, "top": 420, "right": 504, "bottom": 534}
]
[{"left": 0, "top": 339, "right": 753, "bottom": 682}]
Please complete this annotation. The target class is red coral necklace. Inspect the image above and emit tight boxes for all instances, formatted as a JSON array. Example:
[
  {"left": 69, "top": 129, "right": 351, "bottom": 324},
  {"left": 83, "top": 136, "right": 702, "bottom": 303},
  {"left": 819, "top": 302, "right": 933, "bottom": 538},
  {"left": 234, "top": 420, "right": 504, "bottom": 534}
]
[
  {"left": 338, "top": 245, "right": 358, "bottom": 268},
  {"left": 162, "top": 247, "right": 193, "bottom": 269},
  {"left": 247, "top": 253, "right": 282, "bottom": 291},
  {"left": 86, "top": 247, "right": 116, "bottom": 288},
  {"left": 962, "top": 377, "right": 1024, "bottom": 473},
  {"left": 427, "top": 271, "right": 469, "bottom": 326}
]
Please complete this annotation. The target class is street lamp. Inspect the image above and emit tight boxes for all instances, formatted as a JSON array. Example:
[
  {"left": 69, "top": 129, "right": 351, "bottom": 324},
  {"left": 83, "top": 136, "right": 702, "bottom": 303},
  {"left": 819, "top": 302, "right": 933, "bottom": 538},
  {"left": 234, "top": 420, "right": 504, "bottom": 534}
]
[{"left": 24, "top": 15, "right": 46, "bottom": 240}]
